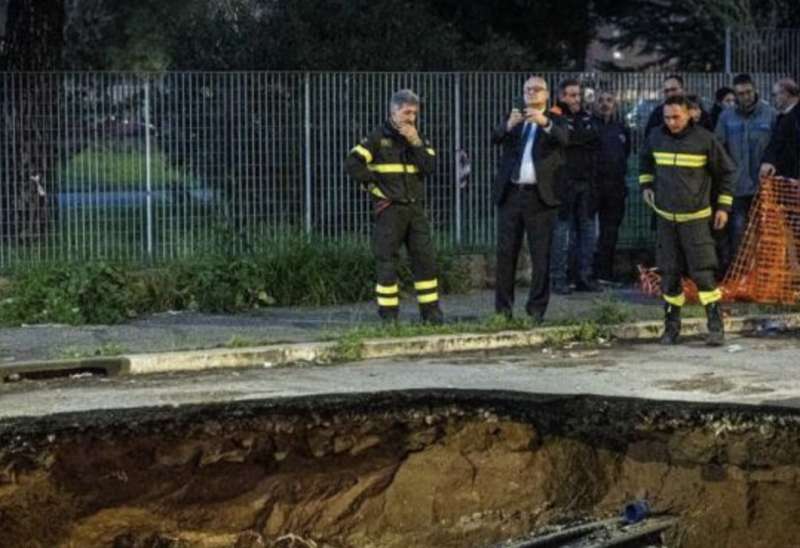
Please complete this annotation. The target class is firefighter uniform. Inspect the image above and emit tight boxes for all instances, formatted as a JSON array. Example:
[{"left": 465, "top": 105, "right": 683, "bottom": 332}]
[
  {"left": 639, "top": 122, "right": 735, "bottom": 344},
  {"left": 344, "top": 120, "right": 443, "bottom": 323}
]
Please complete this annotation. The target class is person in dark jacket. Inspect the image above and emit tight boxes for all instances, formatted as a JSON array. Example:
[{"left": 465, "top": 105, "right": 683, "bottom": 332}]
[
  {"left": 645, "top": 75, "right": 713, "bottom": 136},
  {"left": 491, "top": 75, "right": 569, "bottom": 321},
  {"left": 592, "top": 91, "right": 631, "bottom": 283},
  {"left": 639, "top": 95, "right": 735, "bottom": 346},
  {"left": 345, "top": 89, "right": 443, "bottom": 324},
  {"left": 710, "top": 86, "right": 735, "bottom": 130},
  {"left": 714, "top": 74, "right": 776, "bottom": 271},
  {"left": 550, "top": 78, "right": 600, "bottom": 294},
  {"left": 760, "top": 77, "right": 800, "bottom": 180}
]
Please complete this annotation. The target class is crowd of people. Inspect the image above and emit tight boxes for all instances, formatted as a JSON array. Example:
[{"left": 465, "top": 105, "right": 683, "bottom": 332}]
[{"left": 345, "top": 75, "right": 800, "bottom": 345}]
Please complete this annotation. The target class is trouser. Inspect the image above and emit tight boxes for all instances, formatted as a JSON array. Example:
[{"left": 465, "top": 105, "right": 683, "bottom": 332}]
[
  {"left": 656, "top": 217, "right": 722, "bottom": 307},
  {"left": 551, "top": 184, "right": 595, "bottom": 284},
  {"left": 593, "top": 177, "right": 627, "bottom": 280},
  {"left": 715, "top": 195, "right": 753, "bottom": 278},
  {"left": 373, "top": 202, "right": 440, "bottom": 319},
  {"left": 495, "top": 184, "right": 558, "bottom": 318}
]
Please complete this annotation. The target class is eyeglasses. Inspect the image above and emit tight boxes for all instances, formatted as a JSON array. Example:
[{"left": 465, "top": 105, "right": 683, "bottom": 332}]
[
  {"left": 735, "top": 89, "right": 754, "bottom": 96},
  {"left": 663, "top": 87, "right": 680, "bottom": 93},
  {"left": 525, "top": 86, "right": 547, "bottom": 92}
]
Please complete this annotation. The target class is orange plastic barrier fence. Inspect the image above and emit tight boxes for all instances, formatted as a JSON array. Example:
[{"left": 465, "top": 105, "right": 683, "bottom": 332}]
[{"left": 639, "top": 176, "right": 800, "bottom": 304}]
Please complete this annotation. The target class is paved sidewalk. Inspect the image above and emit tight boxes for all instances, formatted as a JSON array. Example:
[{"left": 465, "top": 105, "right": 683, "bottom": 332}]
[{"left": 0, "top": 287, "right": 778, "bottom": 365}]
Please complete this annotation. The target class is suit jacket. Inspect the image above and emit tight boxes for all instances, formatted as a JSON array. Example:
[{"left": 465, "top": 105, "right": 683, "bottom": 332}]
[
  {"left": 762, "top": 104, "right": 800, "bottom": 179},
  {"left": 491, "top": 113, "right": 569, "bottom": 206}
]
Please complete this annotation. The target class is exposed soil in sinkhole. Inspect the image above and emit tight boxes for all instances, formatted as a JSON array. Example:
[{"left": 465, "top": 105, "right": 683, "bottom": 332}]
[{"left": 2, "top": 390, "right": 800, "bottom": 548}]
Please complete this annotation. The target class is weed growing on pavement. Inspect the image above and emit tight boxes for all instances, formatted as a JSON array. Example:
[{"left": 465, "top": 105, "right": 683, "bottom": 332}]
[
  {"left": 590, "top": 297, "right": 631, "bottom": 324},
  {"left": 329, "top": 314, "right": 600, "bottom": 361},
  {"left": 59, "top": 343, "right": 128, "bottom": 359}
]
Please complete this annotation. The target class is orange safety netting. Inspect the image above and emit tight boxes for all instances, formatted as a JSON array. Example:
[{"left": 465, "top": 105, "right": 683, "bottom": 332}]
[{"left": 639, "top": 176, "right": 800, "bottom": 304}]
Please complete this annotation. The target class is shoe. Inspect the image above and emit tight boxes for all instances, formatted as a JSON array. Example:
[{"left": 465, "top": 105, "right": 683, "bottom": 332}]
[
  {"left": 420, "top": 305, "right": 444, "bottom": 326},
  {"left": 659, "top": 303, "right": 681, "bottom": 345},
  {"left": 705, "top": 302, "right": 724, "bottom": 346},
  {"left": 526, "top": 306, "right": 546, "bottom": 324},
  {"left": 574, "top": 278, "right": 602, "bottom": 292},
  {"left": 379, "top": 308, "right": 399, "bottom": 326},
  {"left": 552, "top": 281, "right": 572, "bottom": 295}
]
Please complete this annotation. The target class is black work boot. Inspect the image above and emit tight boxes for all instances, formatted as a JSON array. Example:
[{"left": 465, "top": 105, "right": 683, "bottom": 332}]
[
  {"left": 379, "top": 307, "right": 399, "bottom": 326},
  {"left": 659, "top": 303, "right": 681, "bottom": 345},
  {"left": 420, "top": 303, "right": 444, "bottom": 326},
  {"left": 705, "top": 302, "right": 725, "bottom": 346}
]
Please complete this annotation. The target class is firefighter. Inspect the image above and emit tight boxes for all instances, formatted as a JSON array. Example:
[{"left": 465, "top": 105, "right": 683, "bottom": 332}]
[
  {"left": 639, "top": 95, "right": 735, "bottom": 346},
  {"left": 344, "top": 89, "right": 443, "bottom": 324}
]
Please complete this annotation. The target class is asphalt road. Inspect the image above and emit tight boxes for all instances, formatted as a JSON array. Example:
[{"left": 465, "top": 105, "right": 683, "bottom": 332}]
[{"left": 2, "top": 332, "right": 798, "bottom": 421}]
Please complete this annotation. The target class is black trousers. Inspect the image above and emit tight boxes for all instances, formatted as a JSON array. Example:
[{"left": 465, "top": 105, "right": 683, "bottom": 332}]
[
  {"left": 495, "top": 184, "right": 558, "bottom": 319},
  {"left": 593, "top": 177, "right": 627, "bottom": 280},
  {"left": 656, "top": 217, "right": 719, "bottom": 304},
  {"left": 373, "top": 202, "right": 439, "bottom": 318}
]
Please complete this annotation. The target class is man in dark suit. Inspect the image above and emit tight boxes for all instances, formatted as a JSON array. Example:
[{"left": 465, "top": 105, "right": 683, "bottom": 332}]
[
  {"left": 492, "top": 75, "right": 569, "bottom": 321},
  {"left": 760, "top": 77, "right": 800, "bottom": 180}
]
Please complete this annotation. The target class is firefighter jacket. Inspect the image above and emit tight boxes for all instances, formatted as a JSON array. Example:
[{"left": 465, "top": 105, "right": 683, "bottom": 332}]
[
  {"left": 345, "top": 120, "right": 436, "bottom": 204},
  {"left": 638, "top": 123, "right": 735, "bottom": 222}
]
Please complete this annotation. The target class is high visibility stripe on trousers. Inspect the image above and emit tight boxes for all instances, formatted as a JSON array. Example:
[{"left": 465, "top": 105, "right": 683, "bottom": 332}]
[
  {"left": 414, "top": 278, "right": 439, "bottom": 304},
  {"left": 376, "top": 283, "right": 399, "bottom": 308}
]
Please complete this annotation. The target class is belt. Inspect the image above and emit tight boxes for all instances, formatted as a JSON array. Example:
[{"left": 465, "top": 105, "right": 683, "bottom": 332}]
[{"left": 511, "top": 183, "right": 537, "bottom": 191}]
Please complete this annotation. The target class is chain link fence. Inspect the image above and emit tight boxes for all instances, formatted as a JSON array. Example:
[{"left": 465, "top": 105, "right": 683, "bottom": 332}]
[{"left": 0, "top": 71, "right": 785, "bottom": 268}]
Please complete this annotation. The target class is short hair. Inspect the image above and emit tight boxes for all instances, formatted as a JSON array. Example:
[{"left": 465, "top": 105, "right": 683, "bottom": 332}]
[
  {"left": 664, "top": 95, "right": 691, "bottom": 109},
  {"left": 776, "top": 78, "right": 800, "bottom": 97},
  {"left": 664, "top": 74, "right": 684, "bottom": 86},
  {"left": 715, "top": 86, "right": 734, "bottom": 102},
  {"left": 732, "top": 73, "right": 754, "bottom": 86},
  {"left": 558, "top": 78, "right": 581, "bottom": 93},
  {"left": 685, "top": 94, "right": 701, "bottom": 109},
  {"left": 390, "top": 89, "right": 419, "bottom": 110}
]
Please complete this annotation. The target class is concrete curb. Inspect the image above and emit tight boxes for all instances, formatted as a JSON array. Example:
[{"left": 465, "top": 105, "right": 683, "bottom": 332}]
[{"left": 2, "top": 313, "right": 798, "bottom": 380}]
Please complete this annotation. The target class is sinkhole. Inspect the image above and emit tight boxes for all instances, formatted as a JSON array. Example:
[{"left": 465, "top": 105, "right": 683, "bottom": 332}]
[{"left": 1, "top": 390, "right": 799, "bottom": 548}]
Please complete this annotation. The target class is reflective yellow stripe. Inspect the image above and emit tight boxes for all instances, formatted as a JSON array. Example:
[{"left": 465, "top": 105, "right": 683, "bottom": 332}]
[
  {"left": 652, "top": 205, "right": 712, "bottom": 222},
  {"left": 425, "top": 147, "right": 436, "bottom": 156},
  {"left": 417, "top": 292, "right": 439, "bottom": 304},
  {"left": 653, "top": 152, "right": 707, "bottom": 168},
  {"left": 377, "top": 297, "right": 399, "bottom": 307},
  {"left": 376, "top": 284, "right": 399, "bottom": 295},
  {"left": 369, "top": 185, "right": 387, "bottom": 199},
  {"left": 639, "top": 174, "right": 654, "bottom": 184},
  {"left": 414, "top": 279, "right": 437, "bottom": 291},
  {"left": 698, "top": 288, "right": 723, "bottom": 306},
  {"left": 351, "top": 145, "right": 373, "bottom": 163},
  {"left": 663, "top": 293, "right": 686, "bottom": 307},
  {"left": 718, "top": 194, "right": 733, "bottom": 206},
  {"left": 368, "top": 164, "right": 420, "bottom": 174}
]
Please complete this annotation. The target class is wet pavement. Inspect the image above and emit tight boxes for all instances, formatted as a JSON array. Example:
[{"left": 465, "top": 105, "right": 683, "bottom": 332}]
[
  {"left": 2, "top": 332, "right": 798, "bottom": 420},
  {"left": 0, "top": 288, "right": 773, "bottom": 364}
]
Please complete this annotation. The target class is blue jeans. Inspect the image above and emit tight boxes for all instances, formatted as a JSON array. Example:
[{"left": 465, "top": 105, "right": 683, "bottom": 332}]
[{"left": 551, "top": 187, "right": 596, "bottom": 284}]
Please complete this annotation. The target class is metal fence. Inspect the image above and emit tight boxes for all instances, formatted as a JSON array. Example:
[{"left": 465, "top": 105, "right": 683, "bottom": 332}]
[
  {"left": 728, "top": 28, "right": 800, "bottom": 75},
  {"left": 0, "top": 71, "right": 785, "bottom": 268}
]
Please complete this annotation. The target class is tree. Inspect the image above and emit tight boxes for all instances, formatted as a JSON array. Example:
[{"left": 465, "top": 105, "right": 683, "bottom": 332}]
[
  {"left": 595, "top": 0, "right": 800, "bottom": 71},
  {"left": 1, "top": 0, "right": 65, "bottom": 243}
]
